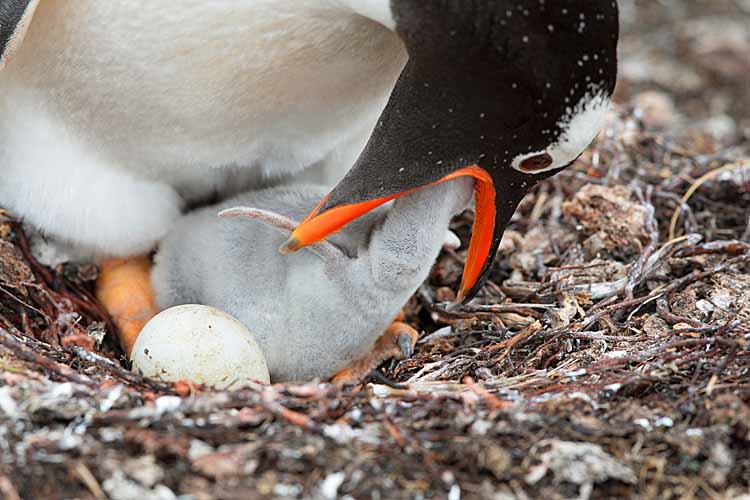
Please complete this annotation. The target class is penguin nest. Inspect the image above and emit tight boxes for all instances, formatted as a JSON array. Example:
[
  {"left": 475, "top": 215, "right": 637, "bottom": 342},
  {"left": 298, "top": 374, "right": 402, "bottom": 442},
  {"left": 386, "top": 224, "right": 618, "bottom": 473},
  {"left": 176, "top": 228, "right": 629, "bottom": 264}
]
[{"left": 1, "top": 1, "right": 749, "bottom": 498}]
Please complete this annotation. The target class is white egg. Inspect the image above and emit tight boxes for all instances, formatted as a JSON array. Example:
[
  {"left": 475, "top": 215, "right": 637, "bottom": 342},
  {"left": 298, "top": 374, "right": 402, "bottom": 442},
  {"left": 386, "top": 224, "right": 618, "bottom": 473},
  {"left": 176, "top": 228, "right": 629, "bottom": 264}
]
[{"left": 131, "top": 304, "right": 270, "bottom": 387}]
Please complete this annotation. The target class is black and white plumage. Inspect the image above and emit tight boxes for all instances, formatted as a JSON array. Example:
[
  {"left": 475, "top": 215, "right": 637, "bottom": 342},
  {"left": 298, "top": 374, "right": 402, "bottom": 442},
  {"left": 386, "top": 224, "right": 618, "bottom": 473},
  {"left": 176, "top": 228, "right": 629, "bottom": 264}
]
[
  {"left": 0, "top": 0, "right": 619, "bottom": 302},
  {"left": 284, "top": 1, "right": 620, "bottom": 301},
  {"left": 0, "top": 1, "right": 407, "bottom": 257}
]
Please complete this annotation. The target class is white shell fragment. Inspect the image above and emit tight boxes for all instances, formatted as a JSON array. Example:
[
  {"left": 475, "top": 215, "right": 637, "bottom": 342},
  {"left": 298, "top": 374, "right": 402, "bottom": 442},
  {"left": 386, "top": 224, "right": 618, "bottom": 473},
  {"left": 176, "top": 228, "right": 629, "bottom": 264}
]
[{"left": 131, "top": 305, "right": 270, "bottom": 387}]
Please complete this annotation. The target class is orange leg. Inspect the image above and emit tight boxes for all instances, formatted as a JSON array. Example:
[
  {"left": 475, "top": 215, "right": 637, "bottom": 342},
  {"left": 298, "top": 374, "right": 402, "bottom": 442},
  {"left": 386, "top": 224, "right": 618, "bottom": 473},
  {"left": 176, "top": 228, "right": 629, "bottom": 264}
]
[
  {"left": 332, "top": 312, "right": 419, "bottom": 383},
  {"left": 95, "top": 256, "right": 159, "bottom": 357}
]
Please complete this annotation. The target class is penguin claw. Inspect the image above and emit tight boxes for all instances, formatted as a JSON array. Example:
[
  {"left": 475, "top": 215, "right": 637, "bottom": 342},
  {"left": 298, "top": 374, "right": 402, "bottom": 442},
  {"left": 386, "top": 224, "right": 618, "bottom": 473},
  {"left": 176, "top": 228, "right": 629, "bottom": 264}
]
[
  {"left": 331, "top": 316, "right": 419, "bottom": 384},
  {"left": 397, "top": 331, "right": 414, "bottom": 359},
  {"left": 386, "top": 322, "right": 419, "bottom": 362}
]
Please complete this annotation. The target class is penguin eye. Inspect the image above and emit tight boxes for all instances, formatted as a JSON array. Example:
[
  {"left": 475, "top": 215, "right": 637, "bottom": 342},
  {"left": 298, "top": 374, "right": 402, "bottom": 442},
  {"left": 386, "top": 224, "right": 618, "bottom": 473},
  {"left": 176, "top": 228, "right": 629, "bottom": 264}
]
[{"left": 518, "top": 152, "right": 553, "bottom": 173}]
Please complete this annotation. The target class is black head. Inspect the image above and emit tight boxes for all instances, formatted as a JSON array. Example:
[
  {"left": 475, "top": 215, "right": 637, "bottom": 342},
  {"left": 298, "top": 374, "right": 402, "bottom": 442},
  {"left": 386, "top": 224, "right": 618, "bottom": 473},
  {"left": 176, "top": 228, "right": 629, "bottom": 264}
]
[{"left": 285, "top": 0, "right": 620, "bottom": 301}]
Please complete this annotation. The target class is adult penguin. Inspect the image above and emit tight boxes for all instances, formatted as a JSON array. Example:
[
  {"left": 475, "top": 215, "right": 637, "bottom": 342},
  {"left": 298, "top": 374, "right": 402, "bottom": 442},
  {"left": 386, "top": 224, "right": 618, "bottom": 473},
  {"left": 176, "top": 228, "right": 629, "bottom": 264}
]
[{"left": 1, "top": 1, "right": 618, "bottom": 350}]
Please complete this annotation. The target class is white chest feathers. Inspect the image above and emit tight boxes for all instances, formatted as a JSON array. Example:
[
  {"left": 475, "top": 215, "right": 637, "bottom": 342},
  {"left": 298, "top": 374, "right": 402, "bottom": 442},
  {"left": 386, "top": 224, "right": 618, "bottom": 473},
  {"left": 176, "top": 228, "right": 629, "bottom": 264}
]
[{"left": 1, "top": 0, "right": 407, "bottom": 177}]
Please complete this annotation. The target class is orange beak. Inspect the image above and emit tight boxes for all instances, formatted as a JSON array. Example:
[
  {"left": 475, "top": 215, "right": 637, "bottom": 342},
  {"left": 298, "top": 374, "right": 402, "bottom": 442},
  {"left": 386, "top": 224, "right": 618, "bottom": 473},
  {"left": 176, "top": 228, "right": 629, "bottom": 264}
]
[{"left": 281, "top": 166, "right": 496, "bottom": 301}]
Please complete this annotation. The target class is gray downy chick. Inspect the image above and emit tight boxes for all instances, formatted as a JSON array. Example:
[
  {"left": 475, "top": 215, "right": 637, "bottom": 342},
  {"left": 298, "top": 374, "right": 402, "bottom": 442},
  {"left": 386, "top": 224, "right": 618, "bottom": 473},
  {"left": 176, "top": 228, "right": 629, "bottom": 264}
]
[{"left": 152, "top": 178, "right": 473, "bottom": 382}]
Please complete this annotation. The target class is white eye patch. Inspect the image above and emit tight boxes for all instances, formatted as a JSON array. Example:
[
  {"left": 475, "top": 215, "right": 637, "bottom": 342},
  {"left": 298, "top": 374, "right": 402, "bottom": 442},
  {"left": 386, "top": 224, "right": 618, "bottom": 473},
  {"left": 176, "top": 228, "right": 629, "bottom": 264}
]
[{"left": 512, "top": 90, "right": 610, "bottom": 174}]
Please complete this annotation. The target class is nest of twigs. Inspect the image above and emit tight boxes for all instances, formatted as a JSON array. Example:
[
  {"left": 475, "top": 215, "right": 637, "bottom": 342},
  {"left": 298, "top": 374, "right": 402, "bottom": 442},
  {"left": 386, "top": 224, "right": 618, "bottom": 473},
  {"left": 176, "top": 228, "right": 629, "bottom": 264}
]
[{"left": 1, "top": 1, "right": 749, "bottom": 498}]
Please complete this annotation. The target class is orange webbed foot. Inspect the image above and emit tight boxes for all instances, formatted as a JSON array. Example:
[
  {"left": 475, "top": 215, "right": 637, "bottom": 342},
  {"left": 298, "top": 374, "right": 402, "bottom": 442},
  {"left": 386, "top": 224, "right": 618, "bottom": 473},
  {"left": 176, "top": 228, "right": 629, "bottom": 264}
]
[
  {"left": 332, "top": 313, "right": 419, "bottom": 384},
  {"left": 95, "top": 256, "right": 159, "bottom": 357}
]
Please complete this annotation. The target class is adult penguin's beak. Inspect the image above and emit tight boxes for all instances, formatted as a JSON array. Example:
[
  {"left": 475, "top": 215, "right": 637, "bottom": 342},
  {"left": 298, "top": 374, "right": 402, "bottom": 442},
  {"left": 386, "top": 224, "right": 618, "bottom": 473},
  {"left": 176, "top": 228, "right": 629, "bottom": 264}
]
[
  {"left": 281, "top": 163, "right": 503, "bottom": 303},
  {"left": 280, "top": 62, "right": 525, "bottom": 303}
]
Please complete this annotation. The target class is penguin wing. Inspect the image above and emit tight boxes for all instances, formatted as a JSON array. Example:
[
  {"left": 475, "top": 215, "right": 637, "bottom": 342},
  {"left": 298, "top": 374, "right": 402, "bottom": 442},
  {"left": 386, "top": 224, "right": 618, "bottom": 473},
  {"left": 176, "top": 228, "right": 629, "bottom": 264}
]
[{"left": 0, "top": 0, "right": 39, "bottom": 70}]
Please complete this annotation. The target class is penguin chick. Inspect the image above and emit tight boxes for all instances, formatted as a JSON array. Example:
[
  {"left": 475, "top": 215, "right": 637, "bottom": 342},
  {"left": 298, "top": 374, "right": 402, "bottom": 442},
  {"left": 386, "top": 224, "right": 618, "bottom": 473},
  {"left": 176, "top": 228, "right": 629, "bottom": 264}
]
[{"left": 152, "top": 178, "right": 473, "bottom": 382}]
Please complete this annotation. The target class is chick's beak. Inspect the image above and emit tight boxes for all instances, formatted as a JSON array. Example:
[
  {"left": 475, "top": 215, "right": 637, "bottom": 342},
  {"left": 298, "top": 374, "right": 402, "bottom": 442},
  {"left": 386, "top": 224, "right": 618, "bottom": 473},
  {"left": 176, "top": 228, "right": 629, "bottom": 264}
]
[{"left": 280, "top": 165, "right": 497, "bottom": 303}]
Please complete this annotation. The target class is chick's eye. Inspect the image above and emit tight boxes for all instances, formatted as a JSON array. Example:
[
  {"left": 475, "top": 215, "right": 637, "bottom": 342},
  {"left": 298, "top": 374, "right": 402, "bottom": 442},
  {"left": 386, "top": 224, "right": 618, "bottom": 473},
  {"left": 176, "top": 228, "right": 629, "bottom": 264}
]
[{"left": 519, "top": 152, "right": 553, "bottom": 173}]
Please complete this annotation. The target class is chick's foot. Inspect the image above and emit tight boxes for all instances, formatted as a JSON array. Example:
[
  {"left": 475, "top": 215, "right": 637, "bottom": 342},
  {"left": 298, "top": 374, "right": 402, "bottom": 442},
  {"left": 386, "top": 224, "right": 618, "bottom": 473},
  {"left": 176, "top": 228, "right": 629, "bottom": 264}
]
[{"left": 332, "top": 314, "right": 419, "bottom": 383}]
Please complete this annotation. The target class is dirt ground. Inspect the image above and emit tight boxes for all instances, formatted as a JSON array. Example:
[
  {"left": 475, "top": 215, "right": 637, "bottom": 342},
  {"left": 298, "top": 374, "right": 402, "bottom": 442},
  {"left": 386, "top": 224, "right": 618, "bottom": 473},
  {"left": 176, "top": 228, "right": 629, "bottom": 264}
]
[{"left": 1, "top": 1, "right": 749, "bottom": 499}]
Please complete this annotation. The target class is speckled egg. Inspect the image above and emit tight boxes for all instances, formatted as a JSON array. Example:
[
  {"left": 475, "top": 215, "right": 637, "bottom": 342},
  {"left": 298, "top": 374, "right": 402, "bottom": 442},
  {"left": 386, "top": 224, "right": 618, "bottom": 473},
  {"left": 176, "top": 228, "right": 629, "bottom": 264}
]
[{"left": 131, "top": 305, "right": 270, "bottom": 387}]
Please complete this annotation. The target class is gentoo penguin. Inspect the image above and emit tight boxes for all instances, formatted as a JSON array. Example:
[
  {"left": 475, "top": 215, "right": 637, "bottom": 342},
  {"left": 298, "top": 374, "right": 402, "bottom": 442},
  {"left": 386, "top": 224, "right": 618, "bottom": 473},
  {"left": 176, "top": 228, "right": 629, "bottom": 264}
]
[
  {"left": 150, "top": 179, "right": 474, "bottom": 382},
  {"left": 0, "top": 1, "right": 408, "bottom": 257},
  {"left": 282, "top": 2, "right": 620, "bottom": 302},
  {"left": 1, "top": 2, "right": 619, "bottom": 353}
]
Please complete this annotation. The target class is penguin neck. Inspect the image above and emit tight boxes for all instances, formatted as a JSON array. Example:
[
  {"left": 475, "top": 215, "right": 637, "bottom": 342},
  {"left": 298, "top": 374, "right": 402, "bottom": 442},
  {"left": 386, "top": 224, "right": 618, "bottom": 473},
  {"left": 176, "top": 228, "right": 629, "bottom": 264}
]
[{"left": 337, "top": 0, "right": 396, "bottom": 30}]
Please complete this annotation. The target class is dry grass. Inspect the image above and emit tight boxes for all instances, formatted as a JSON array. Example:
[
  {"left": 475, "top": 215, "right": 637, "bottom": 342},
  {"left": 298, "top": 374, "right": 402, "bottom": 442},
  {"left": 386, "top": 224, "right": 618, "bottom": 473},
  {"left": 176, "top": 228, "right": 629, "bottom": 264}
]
[{"left": 1, "top": 1, "right": 749, "bottom": 498}]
